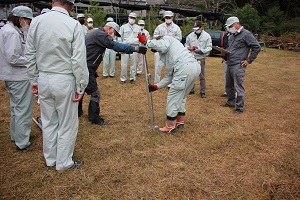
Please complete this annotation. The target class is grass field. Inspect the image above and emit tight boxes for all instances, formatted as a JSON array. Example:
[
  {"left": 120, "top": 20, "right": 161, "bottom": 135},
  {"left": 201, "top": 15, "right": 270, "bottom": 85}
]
[{"left": 0, "top": 48, "right": 300, "bottom": 199}]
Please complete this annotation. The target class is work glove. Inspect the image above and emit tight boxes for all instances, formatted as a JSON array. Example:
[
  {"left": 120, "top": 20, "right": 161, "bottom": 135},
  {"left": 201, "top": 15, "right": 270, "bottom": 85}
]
[
  {"left": 194, "top": 49, "right": 204, "bottom": 54},
  {"left": 133, "top": 46, "right": 147, "bottom": 54},
  {"left": 148, "top": 84, "right": 158, "bottom": 92},
  {"left": 137, "top": 33, "right": 147, "bottom": 45},
  {"left": 155, "top": 35, "right": 164, "bottom": 40}
]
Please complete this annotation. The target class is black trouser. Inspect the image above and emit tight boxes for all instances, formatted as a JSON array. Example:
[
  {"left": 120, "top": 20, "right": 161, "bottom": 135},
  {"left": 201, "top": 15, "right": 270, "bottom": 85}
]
[{"left": 78, "top": 72, "right": 102, "bottom": 122}]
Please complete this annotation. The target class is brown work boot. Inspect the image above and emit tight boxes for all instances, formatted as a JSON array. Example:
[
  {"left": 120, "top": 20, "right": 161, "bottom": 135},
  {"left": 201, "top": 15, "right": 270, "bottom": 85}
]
[{"left": 159, "top": 120, "right": 176, "bottom": 133}]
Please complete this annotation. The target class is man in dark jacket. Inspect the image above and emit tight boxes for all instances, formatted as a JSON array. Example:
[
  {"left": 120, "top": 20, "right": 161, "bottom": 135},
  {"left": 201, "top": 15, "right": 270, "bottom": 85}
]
[
  {"left": 221, "top": 17, "right": 261, "bottom": 114},
  {"left": 78, "top": 22, "right": 147, "bottom": 125}
]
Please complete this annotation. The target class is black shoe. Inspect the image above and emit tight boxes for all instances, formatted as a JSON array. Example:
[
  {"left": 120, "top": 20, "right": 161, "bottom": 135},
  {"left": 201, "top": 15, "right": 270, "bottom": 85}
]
[
  {"left": 68, "top": 160, "right": 84, "bottom": 170},
  {"left": 91, "top": 118, "right": 109, "bottom": 126},
  {"left": 200, "top": 93, "right": 206, "bottom": 98},
  {"left": 130, "top": 80, "right": 135, "bottom": 84},
  {"left": 220, "top": 103, "right": 235, "bottom": 108},
  {"left": 46, "top": 165, "right": 56, "bottom": 170},
  {"left": 220, "top": 93, "right": 227, "bottom": 97},
  {"left": 137, "top": 73, "right": 141, "bottom": 77},
  {"left": 78, "top": 110, "right": 83, "bottom": 117},
  {"left": 189, "top": 90, "right": 195, "bottom": 95},
  {"left": 234, "top": 109, "right": 243, "bottom": 114},
  {"left": 16, "top": 143, "right": 36, "bottom": 152},
  {"left": 103, "top": 76, "right": 108, "bottom": 79},
  {"left": 120, "top": 81, "right": 126, "bottom": 85},
  {"left": 109, "top": 75, "right": 114, "bottom": 78}
]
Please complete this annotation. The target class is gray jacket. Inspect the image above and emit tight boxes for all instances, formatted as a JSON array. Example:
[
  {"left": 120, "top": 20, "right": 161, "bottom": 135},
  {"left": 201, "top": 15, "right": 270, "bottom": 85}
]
[
  {"left": 226, "top": 27, "right": 261, "bottom": 66},
  {"left": 0, "top": 23, "right": 29, "bottom": 81}
]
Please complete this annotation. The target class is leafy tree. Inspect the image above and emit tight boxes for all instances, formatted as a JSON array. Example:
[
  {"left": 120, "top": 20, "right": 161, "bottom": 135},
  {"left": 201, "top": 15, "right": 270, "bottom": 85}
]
[
  {"left": 233, "top": 4, "right": 260, "bottom": 33},
  {"left": 261, "top": 5, "right": 284, "bottom": 36},
  {"left": 85, "top": 2, "right": 107, "bottom": 28},
  {"left": 145, "top": 5, "right": 161, "bottom": 37}
]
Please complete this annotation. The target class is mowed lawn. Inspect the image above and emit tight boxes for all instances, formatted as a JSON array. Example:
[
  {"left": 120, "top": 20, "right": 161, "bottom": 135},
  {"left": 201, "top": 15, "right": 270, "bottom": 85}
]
[{"left": 0, "top": 48, "right": 299, "bottom": 199}]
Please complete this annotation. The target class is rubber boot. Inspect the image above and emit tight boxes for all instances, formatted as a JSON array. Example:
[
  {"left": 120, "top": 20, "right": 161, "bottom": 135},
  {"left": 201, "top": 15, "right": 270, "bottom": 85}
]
[
  {"left": 176, "top": 115, "right": 185, "bottom": 129},
  {"left": 159, "top": 120, "right": 176, "bottom": 133}
]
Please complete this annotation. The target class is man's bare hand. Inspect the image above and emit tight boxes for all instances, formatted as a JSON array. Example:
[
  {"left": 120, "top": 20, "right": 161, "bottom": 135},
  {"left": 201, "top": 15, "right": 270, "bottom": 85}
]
[
  {"left": 72, "top": 92, "right": 83, "bottom": 102},
  {"left": 241, "top": 60, "right": 249, "bottom": 67},
  {"left": 31, "top": 85, "right": 38, "bottom": 94}
]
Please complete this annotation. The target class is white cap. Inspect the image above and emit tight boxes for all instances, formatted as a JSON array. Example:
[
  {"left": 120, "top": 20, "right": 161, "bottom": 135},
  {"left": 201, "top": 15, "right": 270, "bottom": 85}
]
[
  {"left": 87, "top": 18, "right": 93, "bottom": 22},
  {"left": 225, "top": 16, "right": 239, "bottom": 28},
  {"left": 138, "top": 20, "right": 145, "bottom": 25},
  {"left": 164, "top": 11, "right": 173, "bottom": 18},
  {"left": 106, "top": 17, "right": 114, "bottom": 22},
  {"left": 12, "top": 6, "right": 33, "bottom": 19},
  {"left": 105, "top": 22, "right": 121, "bottom": 37},
  {"left": 128, "top": 12, "right": 137, "bottom": 18},
  {"left": 77, "top": 13, "right": 85, "bottom": 19},
  {"left": 41, "top": 8, "right": 51, "bottom": 14}
]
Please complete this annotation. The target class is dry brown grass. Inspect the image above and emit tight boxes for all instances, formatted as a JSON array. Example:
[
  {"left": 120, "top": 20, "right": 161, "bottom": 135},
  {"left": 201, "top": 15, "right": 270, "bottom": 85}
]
[{"left": 1, "top": 48, "right": 300, "bottom": 200}]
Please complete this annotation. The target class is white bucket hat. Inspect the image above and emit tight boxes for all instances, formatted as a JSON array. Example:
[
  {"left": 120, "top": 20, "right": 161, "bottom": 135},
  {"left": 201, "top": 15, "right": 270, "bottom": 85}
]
[
  {"left": 12, "top": 6, "right": 33, "bottom": 19},
  {"left": 87, "top": 18, "right": 93, "bottom": 23}
]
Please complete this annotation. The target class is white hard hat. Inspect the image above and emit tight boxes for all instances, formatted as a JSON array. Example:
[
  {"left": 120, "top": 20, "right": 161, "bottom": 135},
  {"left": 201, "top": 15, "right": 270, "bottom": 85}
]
[
  {"left": 105, "top": 22, "right": 121, "bottom": 37},
  {"left": 138, "top": 20, "right": 145, "bottom": 25},
  {"left": 225, "top": 16, "right": 239, "bottom": 28},
  {"left": 128, "top": 12, "right": 137, "bottom": 18},
  {"left": 12, "top": 6, "right": 33, "bottom": 19},
  {"left": 87, "top": 18, "right": 93, "bottom": 22},
  {"left": 164, "top": 11, "right": 173, "bottom": 18},
  {"left": 77, "top": 13, "right": 85, "bottom": 19},
  {"left": 106, "top": 17, "right": 114, "bottom": 22}
]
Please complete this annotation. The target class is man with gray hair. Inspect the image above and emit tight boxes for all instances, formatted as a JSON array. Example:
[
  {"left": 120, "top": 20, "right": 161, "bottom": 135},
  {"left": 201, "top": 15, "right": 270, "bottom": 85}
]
[
  {"left": 220, "top": 16, "right": 261, "bottom": 114},
  {"left": 0, "top": 6, "right": 34, "bottom": 151},
  {"left": 78, "top": 21, "right": 147, "bottom": 125},
  {"left": 26, "top": 0, "right": 89, "bottom": 170}
]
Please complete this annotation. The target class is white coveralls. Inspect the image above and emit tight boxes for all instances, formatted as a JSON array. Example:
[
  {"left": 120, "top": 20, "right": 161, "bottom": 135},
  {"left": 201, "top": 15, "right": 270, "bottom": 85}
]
[
  {"left": 103, "top": 36, "right": 117, "bottom": 77},
  {"left": 137, "top": 28, "right": 150, "bottom": 75},
  {"left": 153, "top": 22, "right": 182, "bottom": 84},
  {"left": 119, "top": 23, "right": 140, "bottom": 82},
  {"left": 146, "top": 36, "right": 201, "bottom": 117},
  {"left": 82, "top": 24, "right": 88, "bottom": 35},
  {"left": 185, "top": 30, "right": 212, "bottom": 94},
  {"left": 25, "top": 7, "right": 89, "bottom": 170},
  {"left": 0, "top": 23, "right": 33, "bottom": 149}
]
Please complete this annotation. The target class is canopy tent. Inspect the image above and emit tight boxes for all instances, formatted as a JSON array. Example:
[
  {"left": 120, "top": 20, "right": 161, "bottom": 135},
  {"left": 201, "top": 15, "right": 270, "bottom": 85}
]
[{"left": 0, "top": 0, "right": 226, "bottom": 24}]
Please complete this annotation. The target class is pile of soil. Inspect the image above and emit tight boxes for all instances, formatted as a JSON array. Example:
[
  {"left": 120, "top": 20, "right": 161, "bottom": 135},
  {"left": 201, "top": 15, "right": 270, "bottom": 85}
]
[{"left": 266, "top": 35, "right": 300, "bottom": 52}]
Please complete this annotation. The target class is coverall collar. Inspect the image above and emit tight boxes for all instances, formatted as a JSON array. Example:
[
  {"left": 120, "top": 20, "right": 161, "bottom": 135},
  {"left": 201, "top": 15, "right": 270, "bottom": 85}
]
[{"left": 51, "top": 6, "right": 70, "bottom": 16}]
